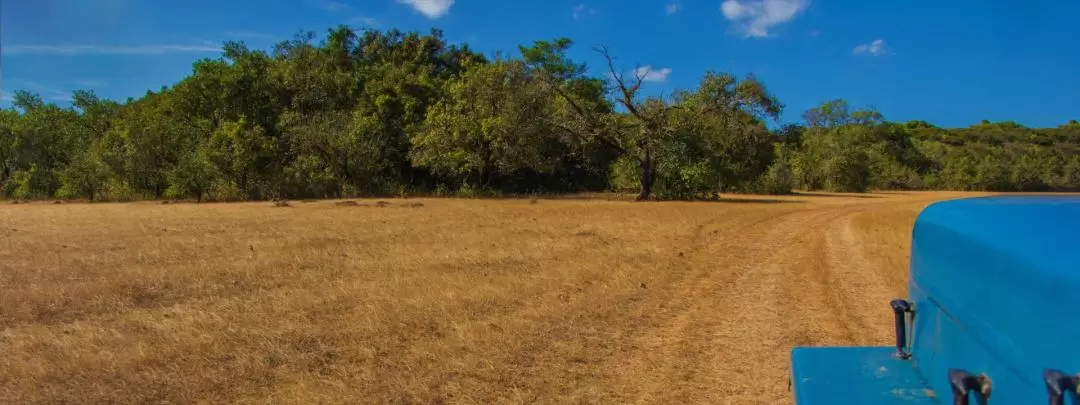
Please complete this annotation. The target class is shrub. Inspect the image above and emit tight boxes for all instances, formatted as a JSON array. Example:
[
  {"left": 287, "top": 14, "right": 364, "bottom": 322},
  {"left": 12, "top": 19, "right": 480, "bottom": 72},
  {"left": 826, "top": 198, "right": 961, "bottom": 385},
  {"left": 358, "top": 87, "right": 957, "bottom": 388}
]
[{"left": 753, "top": 160, "right": 795, "bottom": 195}]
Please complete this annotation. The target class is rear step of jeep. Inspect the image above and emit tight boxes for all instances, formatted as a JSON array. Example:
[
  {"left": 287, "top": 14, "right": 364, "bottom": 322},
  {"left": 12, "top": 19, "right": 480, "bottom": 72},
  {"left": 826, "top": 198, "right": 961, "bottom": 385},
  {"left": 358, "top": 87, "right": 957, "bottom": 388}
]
[{"left": 790, "top": 346, "right": 937, "bottom": 404}]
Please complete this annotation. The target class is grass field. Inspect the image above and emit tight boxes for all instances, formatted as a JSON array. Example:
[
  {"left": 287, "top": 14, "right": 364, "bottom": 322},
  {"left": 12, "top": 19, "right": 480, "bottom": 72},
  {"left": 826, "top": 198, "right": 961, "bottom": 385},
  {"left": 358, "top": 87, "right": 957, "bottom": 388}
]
[{"left": 0, "top": 191, "right": 984, "bottom": 404}]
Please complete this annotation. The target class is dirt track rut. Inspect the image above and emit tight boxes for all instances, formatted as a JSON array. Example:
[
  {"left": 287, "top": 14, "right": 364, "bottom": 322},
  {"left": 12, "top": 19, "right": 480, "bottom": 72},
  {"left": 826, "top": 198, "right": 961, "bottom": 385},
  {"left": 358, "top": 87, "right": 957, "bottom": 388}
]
[{"left": 593, "top": 195, "right": 943, "bottom": 404}]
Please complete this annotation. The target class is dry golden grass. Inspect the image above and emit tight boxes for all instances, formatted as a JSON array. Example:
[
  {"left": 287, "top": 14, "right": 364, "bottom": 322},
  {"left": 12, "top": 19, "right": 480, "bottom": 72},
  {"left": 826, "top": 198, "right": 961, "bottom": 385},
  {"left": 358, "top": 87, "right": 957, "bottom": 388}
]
[{"left": 1, "top": 192, "right": 981, "bottom": 404}]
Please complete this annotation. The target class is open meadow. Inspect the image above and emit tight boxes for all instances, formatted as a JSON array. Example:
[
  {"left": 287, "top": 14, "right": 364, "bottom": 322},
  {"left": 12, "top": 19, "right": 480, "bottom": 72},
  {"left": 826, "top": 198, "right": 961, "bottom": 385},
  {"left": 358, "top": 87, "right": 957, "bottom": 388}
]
[{"left": 0, "top": 191, "right": 985, "bottom": 404}]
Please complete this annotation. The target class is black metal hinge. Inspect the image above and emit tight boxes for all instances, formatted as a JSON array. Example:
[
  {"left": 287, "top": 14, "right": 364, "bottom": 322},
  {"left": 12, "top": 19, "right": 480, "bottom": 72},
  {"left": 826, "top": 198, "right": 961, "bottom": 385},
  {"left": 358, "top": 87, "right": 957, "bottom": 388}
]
[
  {"left": 1044, "top": 368, "right": 1079, "bottom": 405},
  {"left": 949, "top": 368, "right": 992, "bottom": 405}
]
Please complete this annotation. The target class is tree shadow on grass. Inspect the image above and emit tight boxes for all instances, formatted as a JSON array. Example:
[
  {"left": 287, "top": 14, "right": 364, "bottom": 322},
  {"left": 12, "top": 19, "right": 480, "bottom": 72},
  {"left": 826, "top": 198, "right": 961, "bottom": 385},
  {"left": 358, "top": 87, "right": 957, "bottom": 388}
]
[
  {"left": 525, "top": 193, "right": 806, "bottom": 204},
  {"left": 793, "top": 191, "right": 883, "bottom": 199},
  {"left": 705, "top": 198, "right": 804, "bottom": 204},
  {"left": 538, "top": 193, "right": 636, "bottom": 201},
  {"left": 659, "top": 197, "right": 805, "bottom": 204}
]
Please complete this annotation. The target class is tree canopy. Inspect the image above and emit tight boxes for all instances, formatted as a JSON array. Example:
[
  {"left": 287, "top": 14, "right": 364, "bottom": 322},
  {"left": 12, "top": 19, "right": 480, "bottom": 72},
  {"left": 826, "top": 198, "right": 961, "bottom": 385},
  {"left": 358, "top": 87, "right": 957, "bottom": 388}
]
[{"left": 1, "top": 26, "right": 1077, "bottom": 201}]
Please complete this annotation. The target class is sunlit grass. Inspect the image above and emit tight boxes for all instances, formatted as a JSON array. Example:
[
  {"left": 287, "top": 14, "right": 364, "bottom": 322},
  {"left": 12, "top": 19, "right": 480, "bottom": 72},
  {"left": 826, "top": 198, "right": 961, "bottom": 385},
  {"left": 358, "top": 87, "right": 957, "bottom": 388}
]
[{"left": 0, "top": 192, "right": 973, "bottom": 404}]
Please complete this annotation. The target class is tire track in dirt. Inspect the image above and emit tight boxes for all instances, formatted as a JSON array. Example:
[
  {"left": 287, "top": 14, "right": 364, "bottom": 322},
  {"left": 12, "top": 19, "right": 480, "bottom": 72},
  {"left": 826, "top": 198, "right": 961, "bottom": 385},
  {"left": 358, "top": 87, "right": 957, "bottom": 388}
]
[
  {"left": 776, "top": 209, "right": 860, "bottom": 352},
  {"left": 415, "top": 206, "right": 809, "bottom": 404},
  {"left": 602, "top": 205, "right": 853, "bottom": 404},
  {"left": 817, "top": 196, "right": 947, "bottom": 347},
  {"left": 688, "top": 209, "right": 844, "bottom": 404},
  {"left": 422, "top": 196, "right": 944, "bottom": 404},
  {"left": 414, "top": 194, "right": 960, "bottom": 403},
  {"left": 599, "top": 196, "right": 940, "bottom": 404},
  {"left": 820, "top": 209, "right": 898, "bottom": 345},
  {"left": 694, "top": 207, "right": 867, "bottom": 404}
]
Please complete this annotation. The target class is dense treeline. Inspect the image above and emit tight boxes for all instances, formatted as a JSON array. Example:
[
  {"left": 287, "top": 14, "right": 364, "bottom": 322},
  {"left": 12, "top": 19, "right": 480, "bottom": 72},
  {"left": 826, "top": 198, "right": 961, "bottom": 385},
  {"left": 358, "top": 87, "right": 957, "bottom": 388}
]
[{"left": 2, "top": 26, "right": 1078, "bottom": 201}]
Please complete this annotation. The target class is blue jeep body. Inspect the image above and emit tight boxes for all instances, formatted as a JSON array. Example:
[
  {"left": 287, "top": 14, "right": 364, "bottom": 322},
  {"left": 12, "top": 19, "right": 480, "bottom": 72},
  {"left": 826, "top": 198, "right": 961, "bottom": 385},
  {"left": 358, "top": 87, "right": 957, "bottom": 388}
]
[{"left": 790, "top": 196, "right": 1080, "bottom": 404}]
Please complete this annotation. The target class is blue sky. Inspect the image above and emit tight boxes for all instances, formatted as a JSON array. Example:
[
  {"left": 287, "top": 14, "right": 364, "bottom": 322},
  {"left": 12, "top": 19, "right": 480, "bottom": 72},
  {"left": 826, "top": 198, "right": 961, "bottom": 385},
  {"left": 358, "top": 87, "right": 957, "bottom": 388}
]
[{"left": 1, "top": 0, "right": 1077, "bottom": 128}]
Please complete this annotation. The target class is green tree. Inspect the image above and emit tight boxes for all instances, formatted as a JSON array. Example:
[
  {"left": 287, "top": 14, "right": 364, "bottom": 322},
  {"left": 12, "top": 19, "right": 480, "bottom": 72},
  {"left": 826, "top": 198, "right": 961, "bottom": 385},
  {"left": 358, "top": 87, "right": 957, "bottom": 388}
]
[
  {"left": 2, "top": 26, "right": 1079, "bottom": 202},
  {"left": 411, "top": 59, "right": 557, "bottom": 187},
  {"left": 0, "top": 109, "right": 17, "bottom": 189},
  {"left": 57, "top": 146, "right": 112, "bottom": 200},
  {"left": 1062, "top": 155, "right": 1080, "bottom": 190},
  {"left": 205, "top": 118, "right": 278, "bottom": 199},
  {"left": 803, "top": 99, "right": 851, "bottom": 128},
  {"left": 166, "top": 148, "right": 220, "bottom": 201}
]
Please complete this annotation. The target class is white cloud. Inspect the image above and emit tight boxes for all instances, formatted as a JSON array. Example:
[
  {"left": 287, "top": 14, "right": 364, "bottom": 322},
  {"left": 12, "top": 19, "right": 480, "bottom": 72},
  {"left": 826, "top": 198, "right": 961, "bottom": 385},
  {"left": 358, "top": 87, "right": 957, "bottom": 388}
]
[
  {"left": 721, "top": 0, "right": 750, "bottom": 19},
  {"left": 4, "top": 44, "right": 220, "bottom": 56},
  {"left": 665, "top": 3, "right": 681, "bottom": 15},
  {"left": 632, "top": 66, "right": 673, "bottom": 83},
  {"left": 721, "top": 0, "right": 809, "bottom": 38},
  {"left": 573, "top": 3, "right": 597, "bottom": 20},
  {"left": 398, "top": 0, "right": 454, "bottom": 19},
  {"left": 853, "top": 39, "right": 887, "bottom": 55}
]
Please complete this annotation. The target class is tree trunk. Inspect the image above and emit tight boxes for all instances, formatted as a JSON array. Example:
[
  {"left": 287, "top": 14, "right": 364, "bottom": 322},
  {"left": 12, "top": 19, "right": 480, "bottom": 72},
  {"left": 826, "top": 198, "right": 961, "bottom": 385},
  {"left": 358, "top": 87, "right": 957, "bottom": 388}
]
[
  {"left": 637, "top": 147, "right": 653, "bottom": 201},
  {"left": 480, "top": 142, "right": 493, "bottom": 188},
  {"left": 0, "top": 165, "right": 9, "bottom": 190}
]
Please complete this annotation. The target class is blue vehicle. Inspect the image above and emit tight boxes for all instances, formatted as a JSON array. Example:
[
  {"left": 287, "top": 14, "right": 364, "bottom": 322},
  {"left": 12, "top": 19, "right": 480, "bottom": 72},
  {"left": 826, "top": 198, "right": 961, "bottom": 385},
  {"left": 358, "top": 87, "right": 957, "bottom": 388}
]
[{"left": 790, "top": 196, "right": 1080, "bottom": 404}]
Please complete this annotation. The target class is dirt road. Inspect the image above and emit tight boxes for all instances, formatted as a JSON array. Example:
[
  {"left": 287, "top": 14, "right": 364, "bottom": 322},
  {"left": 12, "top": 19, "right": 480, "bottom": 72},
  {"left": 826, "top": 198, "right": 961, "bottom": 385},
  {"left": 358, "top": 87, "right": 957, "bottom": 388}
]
[
  {"left": 596, "top": 193, "right": 953, "bottom": 404},
  {"left": 0, "top": 192, "right": 977, "bottom": 404}
]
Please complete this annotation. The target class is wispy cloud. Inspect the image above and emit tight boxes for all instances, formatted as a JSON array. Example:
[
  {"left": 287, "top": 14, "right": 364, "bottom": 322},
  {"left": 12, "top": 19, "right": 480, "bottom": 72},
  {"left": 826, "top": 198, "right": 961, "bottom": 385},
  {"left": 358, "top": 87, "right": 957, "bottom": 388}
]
[
  {"left": 573, "top": 3, "right": 597, "bottom": 20},
  {"left": 73, "top": 79, "right": 107, "bottom": 88},
  {"left": 1, "top": 79, "right": 109, "bottom": 104},
  {"left": 4, "top": 44, "right": 221, "bottom": 56},
  {"left": 2, "top": 79, "right": 73, "bottom": 102},
  {"left": 632, "top": 66, "right": 673, "bottom": 83},
  {"left": 224, "top": 30, "right": 279, "bottom": 42},
  {"left": 721, "top": 0, "right": 809, "bottom": 38},
  {"left": 853, "top": 39, "right": 887, "bottom": 55},
  {"left": 665, "top": 2, "right": 681, "bottom": 15},
  {"left": 348, "top": 16, "right": 380, "bottom": 27},
  {"left": 398, "top": 0, "right": 454, "bottom": 19},
  {"left": 317, "top": 1, "right": 349, "bottom": 11}
]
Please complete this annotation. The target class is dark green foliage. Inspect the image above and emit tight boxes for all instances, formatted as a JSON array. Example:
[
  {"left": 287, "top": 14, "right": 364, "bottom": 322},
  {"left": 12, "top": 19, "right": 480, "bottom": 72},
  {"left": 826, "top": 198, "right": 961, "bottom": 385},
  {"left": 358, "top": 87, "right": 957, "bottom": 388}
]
[
  {"left": 1, "top": 26, "right": 1077, "bottom": 201},
  {"left": 166, "top": 148, "right": 221, "bottom": 201},
  {"left": 790, "top": 100, "right": 1079, "bottom": 193},
  {"left": 57, "top": 147, "right": 112, "bottom": 200}
]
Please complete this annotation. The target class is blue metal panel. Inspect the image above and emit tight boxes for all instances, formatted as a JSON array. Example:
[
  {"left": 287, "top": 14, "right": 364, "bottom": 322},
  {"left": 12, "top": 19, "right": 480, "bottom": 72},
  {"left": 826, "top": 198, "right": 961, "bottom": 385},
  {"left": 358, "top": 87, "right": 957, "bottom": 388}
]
[
  {"left": 790, "top": 346, "right": 939, "bottom": 404},
  {"left": 909, "top": 195, "right": 1080, "bottom": 403}
]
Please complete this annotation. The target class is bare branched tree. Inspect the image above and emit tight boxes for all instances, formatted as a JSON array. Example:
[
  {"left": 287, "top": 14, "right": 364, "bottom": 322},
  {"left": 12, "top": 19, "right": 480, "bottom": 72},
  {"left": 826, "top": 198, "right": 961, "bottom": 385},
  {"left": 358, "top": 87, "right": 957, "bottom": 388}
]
[{"left": 592, "top": 45, "right": 689, "bottom": 200}]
